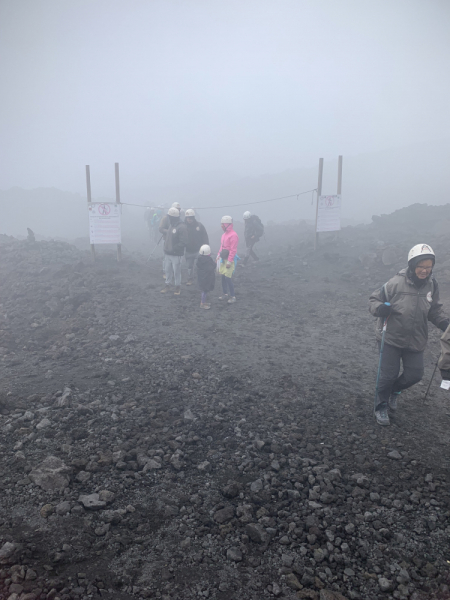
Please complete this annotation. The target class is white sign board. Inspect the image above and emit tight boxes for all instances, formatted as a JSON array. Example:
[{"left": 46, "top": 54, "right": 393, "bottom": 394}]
[
  {"left": 88, "top": 203, "right": 121, "bottom": 244},
  {"left": 316, "top": 195, "right": 342, "bottom": 233}
]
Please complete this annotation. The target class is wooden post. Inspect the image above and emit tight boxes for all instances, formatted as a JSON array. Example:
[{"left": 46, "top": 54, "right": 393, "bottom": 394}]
[
  {"left": 337, "top": 155, "right": 343, "bottom": 194},
  {"left": 314, "top": 158, "right": 324, "bottom": 251},
  {"left": 115, "top": 162, "right": 122, "bottom": 262},
  {"left": 86, "top": 165, "right": 95, "bottom": 262}
]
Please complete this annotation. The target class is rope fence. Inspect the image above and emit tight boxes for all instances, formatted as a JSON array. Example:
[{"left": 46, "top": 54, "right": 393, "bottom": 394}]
[{"left": 119, "top": 188, "right": 317, "bottom": 210}]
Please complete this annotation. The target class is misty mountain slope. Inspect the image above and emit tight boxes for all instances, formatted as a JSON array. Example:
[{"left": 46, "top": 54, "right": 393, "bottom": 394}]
[{"left": 0, "top": 205, "right": 450, "bottom": 600}]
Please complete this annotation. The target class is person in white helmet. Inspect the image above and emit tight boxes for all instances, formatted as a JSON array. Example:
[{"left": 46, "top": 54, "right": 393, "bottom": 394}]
[
  {"left": 184, "top": 209, "right": 209, "bottom": 286},
  {"left": 369, "top": 244, "right": 449, "bottom": 426},
  {"left": 171, "top": 202, "right": 185, "bottom": 221},
  {"left": 242, "top": 211, "right": 264, "bottom": 266},
  {"left": 217, "top": 216, "right": 239, "bottom": 303},
  {"left": 160, "top": 208, "right": 188, "bottom": 295},
  {"left": 196, "top": 244, "right": 215, "bottom": 309}
]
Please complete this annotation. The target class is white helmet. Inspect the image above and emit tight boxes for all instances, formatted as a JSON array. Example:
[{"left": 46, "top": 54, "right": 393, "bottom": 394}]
[
  {"left": 221, "top": 215, "right": 233, "bottom": 224},
  {"left": 408, "top": 244, "right": 435, "bottom": 266},
  {"left": 185, "top": 209, "right": 195, "bottom": 217},
  {"left": 243, "top": 211, "right": 251, "bottom": 220},
  {"left": 172, "top": 202, "right": 181, "bottom": 210},
  {"left": 168, "top": 207, "right": 180, "bottom": 217},
  {"left": 199, "top": 244, "right": 211, "bottom": 255}
]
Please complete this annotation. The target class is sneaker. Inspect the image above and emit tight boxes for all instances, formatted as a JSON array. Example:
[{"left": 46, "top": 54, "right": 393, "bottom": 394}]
[
  {"left": 389, "top": 391, "right": 401, "bottom": 412},
  {"left": 375, "top": 406, "right": 390, "bottom": 426},
  {"left": 200, "top": 303, "right": 211, "bottom": 310},
  {"left": 218, "top": 294, "right": 229, "bottom": 300},
  {"left": 227, "top": 296, "right": 236, "bottom": 304},
  {"left": 160, "top": 286, "right": 171, "bottom": 293},
  {"left": 174, "top": 286, "right": 181, "bottom": 296},
  {"left": 186, "top": 280, "right": 194, "bottom": 286}
]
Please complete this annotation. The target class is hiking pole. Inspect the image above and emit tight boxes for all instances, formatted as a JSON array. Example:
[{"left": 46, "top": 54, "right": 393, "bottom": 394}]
[
  {"left": 424, "top": 358, "right": 440, "bottom": 402},
  {"left": 374, "top": 306, "right": 390, "bottom": 413},
  {"left": 147, "top": 236, "right": 163, "bottom": 262}
]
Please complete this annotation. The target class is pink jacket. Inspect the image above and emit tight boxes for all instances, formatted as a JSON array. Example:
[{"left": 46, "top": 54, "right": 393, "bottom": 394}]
[{"left": 218, "top": 224, "right": 239, "bottom": 262}]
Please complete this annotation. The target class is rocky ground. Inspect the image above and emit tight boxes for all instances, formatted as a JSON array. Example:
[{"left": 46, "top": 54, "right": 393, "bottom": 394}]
[{"left": 1, "top": 204, "right": 450, "bottom": 600}]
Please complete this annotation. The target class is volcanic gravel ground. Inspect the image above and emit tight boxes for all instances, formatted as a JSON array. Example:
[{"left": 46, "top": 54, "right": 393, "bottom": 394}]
[{"left": 0, "top": 229, "right": 450, "bottom": 600}]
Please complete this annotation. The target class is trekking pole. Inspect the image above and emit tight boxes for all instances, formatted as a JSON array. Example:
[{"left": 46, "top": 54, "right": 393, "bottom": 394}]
[
  {"left": 424, "top": 358, "right": 440, "bottom": 402},
  {"left": 147, "top": 236, "right": 163, "bottom": 262},
  {"left": 374, "top": 306, "right": 390, "bottom": 413}
]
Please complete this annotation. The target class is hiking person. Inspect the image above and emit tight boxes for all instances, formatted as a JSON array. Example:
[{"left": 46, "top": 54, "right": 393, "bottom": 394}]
[
  {"left": 184, "top": 209, "right": 209, "bottom": 286},
  {"left": 242, "top": 211, "right": 264, "bottom": 266},
  {"left": 439, "top": 323, "right": 450, "bottom": 382},
  {"left": 217, "top": 216, "right": 239, "bottom": 304},
  {"left": 171, "top": 202, "right": 185, "bottom": 221},
  {"left": 150, "top": 206, "right": 164, "bottom": 241},
  {"left": 160, "top": 208, "right": 188, "bottom": 296},
  {"left": 197, "top": 244, "right": 215, "bottom": 309},
  {"left": 369, "top": 244, "right": 449, "bottom": 426}
]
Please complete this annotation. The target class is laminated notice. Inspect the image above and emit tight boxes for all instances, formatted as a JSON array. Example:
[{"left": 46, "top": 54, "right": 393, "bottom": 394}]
[
  {"left": 88, "top": 203, "right": 121, "bottom": 244},
  {"left": 440, "top": 380, "right": 450, "bottom": 390},
  {"left": 316, "top": 195, "right": 342, "bottom": 233}
]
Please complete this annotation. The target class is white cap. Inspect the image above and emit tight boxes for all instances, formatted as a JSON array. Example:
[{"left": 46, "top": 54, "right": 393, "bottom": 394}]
[
  {"left": 185, "top": 209, "right": 195, "bottom": 217},
  {"left": 172, "top": 202, "right": 181, "bottom": 210},
  {"left": 168, "top": 207, "right": 180, "bottom": 217},
  {"left": 199, "top": 244, "right": 211, "bottom": 255},
  {"left": 243, "top": 211, "right": 251, "bottom": 220},
  {"left": 221, "top": 215, "right": 233, "bottom": 224}
]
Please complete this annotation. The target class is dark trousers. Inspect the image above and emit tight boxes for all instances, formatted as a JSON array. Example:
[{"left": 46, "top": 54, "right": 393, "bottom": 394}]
[
  {"left": 376, "top": 342, "right": 424, "bottom": 410},
  {"left": 221, "top": 275, "right": 235, "bottom": 297},
  {"left": 243, "top": 240, "right": 259, "bottom": 264}
]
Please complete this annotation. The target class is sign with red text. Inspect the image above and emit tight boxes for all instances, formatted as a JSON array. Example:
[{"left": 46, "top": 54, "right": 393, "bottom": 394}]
[
  {"left": 316, "top": 195, "right": 341, "bottom": 232},
  {"left": 88, "top": 203, "right": 121, "bottom": 244}
]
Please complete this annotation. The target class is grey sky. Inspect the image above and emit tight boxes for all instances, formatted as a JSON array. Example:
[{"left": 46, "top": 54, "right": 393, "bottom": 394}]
[{"left": 1, "top": 0, "right": 450, "bottom": 196}]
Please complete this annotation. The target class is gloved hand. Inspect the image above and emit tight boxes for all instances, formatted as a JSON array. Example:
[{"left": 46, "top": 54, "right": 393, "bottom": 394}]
[
  {"left": 377, "top": 303, "right": 391, "bottom": 318},
  {"left": 439, "top": 320, "right": 450, "bottom": 332},
  {"left": 226, "top": 261, "right": 232, "bottom": 269},
  {"left": 441, "top": 369, "right": 450, "bottom": 381}
]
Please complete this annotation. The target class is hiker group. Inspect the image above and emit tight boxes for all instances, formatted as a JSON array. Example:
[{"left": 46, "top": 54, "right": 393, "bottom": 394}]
[
  {"left": 147, "top": 205, "right": 450, "bottom": 425},
  {"left": 154, "top": 202, "right": 264, "bottom": 308}
]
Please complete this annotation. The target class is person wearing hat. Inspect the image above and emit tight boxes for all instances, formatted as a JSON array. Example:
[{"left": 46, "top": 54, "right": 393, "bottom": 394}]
[
  {"left": 242, "top": 211, "right": 264, "bottom": 266},
  {"left": 217, "top": 216, "right": 239, "bottom": 304},
  {"left": 196, "top": 244, "right": 216, "bottom": 309},
  {"left": 160, "top": 207, "right": 188, "bottom": 295},
  {"left": 184, "top": 209, "right": 209, "bottom": 286},
  {"left": 369, "top": 244, "right": 449, "bottom": 426}
]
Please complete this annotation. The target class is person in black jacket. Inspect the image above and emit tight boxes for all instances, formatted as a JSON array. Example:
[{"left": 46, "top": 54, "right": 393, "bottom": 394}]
[
  {"left": 184, "top": 209, "right": 209, "bottom": 286},
  {"left": 197, "top": 244, "right": 216, "bottom": 310},
  {"left": 161, "top": 208, "right": 188, "bottom": 296},
  {"left": 242, "top": 211, "right": 264, "bottom": 265}
]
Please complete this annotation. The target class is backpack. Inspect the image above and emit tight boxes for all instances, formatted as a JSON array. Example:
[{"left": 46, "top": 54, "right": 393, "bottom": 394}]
[{"left": 250, "top": 216, "right": 264, "bottom": 238}]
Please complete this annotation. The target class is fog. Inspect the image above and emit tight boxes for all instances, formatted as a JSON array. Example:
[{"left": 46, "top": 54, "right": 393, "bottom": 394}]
[{"left": 1, "top": 0, "right": 450, "bottom": 240}]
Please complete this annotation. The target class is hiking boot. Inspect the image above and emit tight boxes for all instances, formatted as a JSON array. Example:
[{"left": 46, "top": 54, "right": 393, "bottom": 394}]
[
  {"left": 375, "top": 405, "right": 390, "bottom": 426},
  {"left": 227, "top": 296, "right": 236, "bottom": 304},
  {"left": 389, "top": 391, "right": 401, "bottom": 412},
  {"left": 160, "top": 285, "right": 171, "bottom": 293},
  {"left": 200, "top": 303, "right": 211, "bottom": 310},
  {"left": 174, "top": 286, "right": 181, "bottom": 296},
  {"left": 218, "top": 294, "right": 229, "bottom": 300}
]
